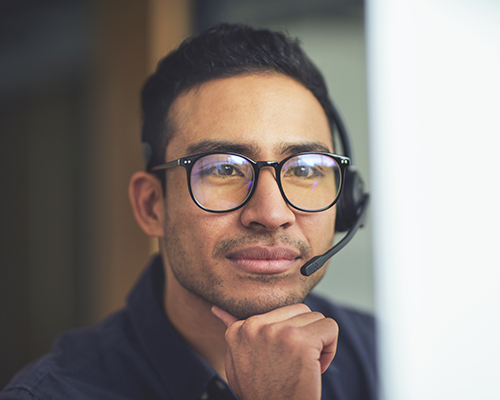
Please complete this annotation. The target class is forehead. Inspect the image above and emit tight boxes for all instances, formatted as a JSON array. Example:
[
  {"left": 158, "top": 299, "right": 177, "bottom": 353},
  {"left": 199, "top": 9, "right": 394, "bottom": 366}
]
[{"left": 166, "top": 73, "right": 333, "bottom": 160}]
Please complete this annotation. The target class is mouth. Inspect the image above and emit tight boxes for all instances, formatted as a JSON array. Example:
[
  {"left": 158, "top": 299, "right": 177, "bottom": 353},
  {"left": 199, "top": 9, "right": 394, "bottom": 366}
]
[{"left": 225, "top": 246, "right": 303, "bottom": 274}]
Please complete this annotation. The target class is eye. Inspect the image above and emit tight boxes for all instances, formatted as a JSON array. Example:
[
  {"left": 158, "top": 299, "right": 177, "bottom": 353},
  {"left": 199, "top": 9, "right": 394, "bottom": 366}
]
[
  {"left": 208, "top": 163, "right": 243, "bottom": 176},
  {"left": 293, "top": 166, "right": 313, "bottom": 177},
  {"left": 199, "top": 163, "right": 249, "bottom": 180},
  {"left": 286, "top": 165, "right": 323, "bottom": 179},
  {"left": 193, "top": 154, "right": 253, "bottom": 182}
]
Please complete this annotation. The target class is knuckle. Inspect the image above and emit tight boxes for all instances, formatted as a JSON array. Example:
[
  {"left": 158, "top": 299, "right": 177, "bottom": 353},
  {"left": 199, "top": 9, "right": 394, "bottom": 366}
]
[
  {"left": 310, "top": 311, "right": 325, "bottom": 319},
  {"left": 237, "top": 316, "right": 263, "bottom": 341},
  {"left": 280, "top": 326, "right": 303, "bottom": 346},
  {"left": 324, "top": 317, "right": 339, "bottom": 333},
  {"left": 225, "top": 321, "right": 244, "bottom": 343},
  {"left": 260, "top": 322, "right": 279, "bottom": 339},
  {"left": 241, "top": 314, "right": 261, "bottom": 332},
  {"left": 295, "top": 303, "right": 312, "bottom": 314}
]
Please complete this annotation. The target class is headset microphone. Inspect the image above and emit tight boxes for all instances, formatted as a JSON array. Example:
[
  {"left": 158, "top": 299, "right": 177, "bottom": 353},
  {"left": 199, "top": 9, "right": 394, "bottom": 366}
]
[{"left": 301, "top": 194, "right": 369, "bottom": 276}]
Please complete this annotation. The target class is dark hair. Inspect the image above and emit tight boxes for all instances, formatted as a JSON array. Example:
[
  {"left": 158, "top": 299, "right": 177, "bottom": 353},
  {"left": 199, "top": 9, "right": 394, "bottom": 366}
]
[{"left": 141, "top": 22, "right": 336, "bottom": 171}]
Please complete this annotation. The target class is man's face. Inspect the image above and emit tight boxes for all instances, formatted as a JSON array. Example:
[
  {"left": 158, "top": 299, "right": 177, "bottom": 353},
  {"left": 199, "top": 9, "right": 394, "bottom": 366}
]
[{"left": 162, "top": 73, "right": 336, "bottom": 319}]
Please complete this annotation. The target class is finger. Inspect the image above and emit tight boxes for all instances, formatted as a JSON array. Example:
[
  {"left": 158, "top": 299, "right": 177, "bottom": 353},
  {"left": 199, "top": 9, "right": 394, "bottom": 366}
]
[
  {"left": 304, "top": 317, "right": 339, "bottom": 374},
  {"left": 266, "top": 314, "right": 338, "bottom": 373},
  {"left": 211, "top": 305, "right": 239, "bottom": 327},
  {"left": 272, "top": 309, "right": 327, "bottom": 328},
  {"left": 242, "top": 303, "right": 313, "bottom": 326}
]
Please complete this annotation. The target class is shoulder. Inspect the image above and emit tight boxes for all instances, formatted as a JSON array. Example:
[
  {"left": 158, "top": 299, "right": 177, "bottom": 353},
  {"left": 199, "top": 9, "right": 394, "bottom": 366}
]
[
  {"left": 0, "top": 362, "right": 47, "bottom": 400},
  {"left": 0, "top": 387, "right": 41, "bottom": 400},
  {"left": 0, "top": 310, "right": 139, "bottom": 400}
]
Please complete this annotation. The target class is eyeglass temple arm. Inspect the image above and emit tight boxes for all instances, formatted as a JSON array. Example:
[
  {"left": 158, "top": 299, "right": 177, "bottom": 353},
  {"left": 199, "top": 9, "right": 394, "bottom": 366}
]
[
  {"left": 151, "top": 158, "right": 183, "bottom": 171},
  {"left": 300, "top": 194, "right": 370, "bottom": 276}
]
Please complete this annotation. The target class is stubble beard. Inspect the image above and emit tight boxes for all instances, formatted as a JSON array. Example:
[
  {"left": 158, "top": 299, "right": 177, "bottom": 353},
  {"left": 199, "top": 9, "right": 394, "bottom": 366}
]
[{"left": 163, "top": 212, "right": 325, "bottom": 320}]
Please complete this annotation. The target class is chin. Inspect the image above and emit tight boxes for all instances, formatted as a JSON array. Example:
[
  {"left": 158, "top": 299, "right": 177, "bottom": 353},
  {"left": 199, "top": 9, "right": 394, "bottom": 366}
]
[
  {"left": 172, "top": 257, "right": 324, "bottom": 320},
  {"left": 214, "top": 289, "right": 309, "bottom": 320}
]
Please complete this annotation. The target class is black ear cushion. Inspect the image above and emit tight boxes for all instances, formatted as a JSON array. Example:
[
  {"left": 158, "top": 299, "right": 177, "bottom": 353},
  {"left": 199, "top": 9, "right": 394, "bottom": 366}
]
[{"left": 335, "top": 166, "right": 366, "bottom": 232}]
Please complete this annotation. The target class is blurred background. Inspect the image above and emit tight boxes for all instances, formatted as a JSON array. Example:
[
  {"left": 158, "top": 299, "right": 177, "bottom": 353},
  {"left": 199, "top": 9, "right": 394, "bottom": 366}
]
[{"left": 0, "top": 0, "right": 371, "bottom": 388}]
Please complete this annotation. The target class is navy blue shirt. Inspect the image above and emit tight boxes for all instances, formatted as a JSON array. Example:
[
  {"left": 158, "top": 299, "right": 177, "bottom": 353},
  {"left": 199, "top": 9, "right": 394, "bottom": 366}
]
[{"left": 1, "top": 255, "right": 377, "bottom": 399}]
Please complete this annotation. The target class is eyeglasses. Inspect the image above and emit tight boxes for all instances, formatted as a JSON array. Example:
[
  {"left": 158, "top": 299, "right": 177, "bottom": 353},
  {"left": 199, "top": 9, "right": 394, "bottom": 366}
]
[{"left": 151, "top": 152, "right": 350, "bottom": 213}]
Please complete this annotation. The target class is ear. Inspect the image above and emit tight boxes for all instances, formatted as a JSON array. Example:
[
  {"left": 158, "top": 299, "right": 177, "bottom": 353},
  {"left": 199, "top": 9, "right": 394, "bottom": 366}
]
[{"left": 129, "top": 171, "right": 165, "bottom": 237}]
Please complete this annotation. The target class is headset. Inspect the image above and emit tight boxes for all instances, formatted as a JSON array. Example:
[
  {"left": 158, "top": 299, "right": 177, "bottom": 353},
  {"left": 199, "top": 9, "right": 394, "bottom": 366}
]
[{"left": 300, "top": 101, "right": 370, "bottom": 276}]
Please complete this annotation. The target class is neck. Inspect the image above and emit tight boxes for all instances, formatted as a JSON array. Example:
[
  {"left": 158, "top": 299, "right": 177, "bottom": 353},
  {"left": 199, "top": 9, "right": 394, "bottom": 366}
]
[{"left": 163, "top": 263, "right": 228, "bottom": 380}]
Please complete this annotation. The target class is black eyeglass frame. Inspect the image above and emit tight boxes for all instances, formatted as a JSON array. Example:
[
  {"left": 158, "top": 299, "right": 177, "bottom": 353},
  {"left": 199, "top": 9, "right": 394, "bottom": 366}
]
[{"left": 151, "top": 151, "right": 351, "bottom": 213}]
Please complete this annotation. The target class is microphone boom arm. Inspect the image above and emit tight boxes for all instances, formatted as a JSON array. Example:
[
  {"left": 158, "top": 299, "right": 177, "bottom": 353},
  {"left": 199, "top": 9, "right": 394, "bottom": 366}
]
[{"left": 300, "top": 194, "right": 370, "bottom": 276}]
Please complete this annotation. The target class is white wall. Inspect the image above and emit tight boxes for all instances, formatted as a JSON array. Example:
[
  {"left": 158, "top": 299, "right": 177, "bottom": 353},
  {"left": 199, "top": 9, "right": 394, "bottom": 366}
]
[{"left": 367, "top": 0, "right": 500, "bottom": 398}]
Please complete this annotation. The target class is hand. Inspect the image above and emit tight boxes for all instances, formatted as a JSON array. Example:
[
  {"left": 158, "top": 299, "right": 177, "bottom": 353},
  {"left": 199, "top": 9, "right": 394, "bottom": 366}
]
[{"left": 211, "top": 303, "right": 338, "bottom": 400}]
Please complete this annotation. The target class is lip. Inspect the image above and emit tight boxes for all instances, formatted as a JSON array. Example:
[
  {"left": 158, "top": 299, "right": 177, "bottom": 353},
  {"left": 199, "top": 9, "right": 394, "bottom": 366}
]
[{"left": 225, "top": 246, "right": 302, "bottom": 274}]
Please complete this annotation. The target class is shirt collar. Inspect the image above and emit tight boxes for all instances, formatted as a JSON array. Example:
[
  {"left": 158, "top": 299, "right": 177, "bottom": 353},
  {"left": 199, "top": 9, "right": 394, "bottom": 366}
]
[{"left": 126, "top": 254, "right": 219, "bottom": 400}]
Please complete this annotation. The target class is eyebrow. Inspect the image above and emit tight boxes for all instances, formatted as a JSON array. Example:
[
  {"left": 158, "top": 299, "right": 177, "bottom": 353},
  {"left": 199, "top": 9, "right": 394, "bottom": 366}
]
[
  {"left": 186, "top": 140, "right": 260, "bottom": 157},
  {"left": 279, "top": 142, "right": 332, "bottom": 155},
  {"left": 185, "top": 139, "right": 332, "bottom": 159}
]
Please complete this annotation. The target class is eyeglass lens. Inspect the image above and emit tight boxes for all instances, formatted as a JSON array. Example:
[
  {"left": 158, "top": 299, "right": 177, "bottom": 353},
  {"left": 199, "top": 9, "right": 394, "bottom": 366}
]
[{"left": 190, "top": 153, "right": 341, "bottom": 212}]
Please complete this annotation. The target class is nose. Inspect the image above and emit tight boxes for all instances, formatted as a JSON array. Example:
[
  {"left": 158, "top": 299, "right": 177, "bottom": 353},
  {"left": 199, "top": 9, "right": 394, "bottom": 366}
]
[{"left": 239, "top": 167, "right": 296, "bottom": 231}]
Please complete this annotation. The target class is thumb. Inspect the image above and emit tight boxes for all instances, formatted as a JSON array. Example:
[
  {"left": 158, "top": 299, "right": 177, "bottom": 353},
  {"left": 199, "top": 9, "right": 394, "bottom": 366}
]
[{"left": 211, "top": 305, "right": 239, "bottom": 327}]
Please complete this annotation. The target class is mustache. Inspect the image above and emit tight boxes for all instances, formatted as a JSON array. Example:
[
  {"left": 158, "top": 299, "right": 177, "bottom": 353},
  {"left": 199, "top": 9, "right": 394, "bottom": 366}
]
[{"left": 213, "top": 231, "right": 312, "bottom": 259}]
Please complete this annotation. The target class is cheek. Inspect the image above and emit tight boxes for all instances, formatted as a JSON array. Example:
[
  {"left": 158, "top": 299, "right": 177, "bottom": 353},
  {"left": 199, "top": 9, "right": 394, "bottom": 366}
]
[
  {"left": 163, "top": 188, "right": 236, "bottom": 261},
  {"left": 301, "top": 208, "right": 337, "bottom": 253},
  {"left": 163, "top": 171, "right": 204, "bottom": 257},
  {"left": 163, "top": 167, "right": 210, "bottom": 231},
  {"left": 164, "top": 168, "right": 189, "bottom": 206}
]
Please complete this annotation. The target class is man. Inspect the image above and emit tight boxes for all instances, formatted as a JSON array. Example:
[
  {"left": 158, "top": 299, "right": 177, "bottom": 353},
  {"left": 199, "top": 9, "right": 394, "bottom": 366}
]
[{"left": 1, "top": 23, "right": 376, "bottom": 399}]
